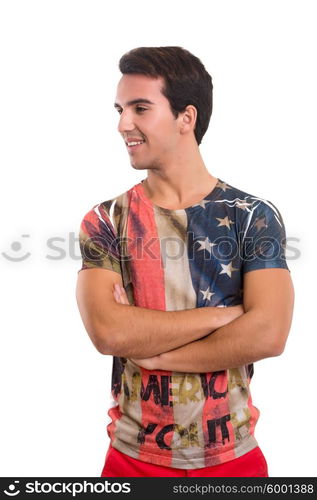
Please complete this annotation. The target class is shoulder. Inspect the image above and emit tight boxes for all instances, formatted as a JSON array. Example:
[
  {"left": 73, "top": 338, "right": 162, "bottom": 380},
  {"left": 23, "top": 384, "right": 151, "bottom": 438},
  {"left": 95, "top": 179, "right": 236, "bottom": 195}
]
[
  {"left": 81, "top": 185, "right": 134, "bottom": 224},
  {"left": 79, "top": 185, "right": 133, "bottom": 238},
  {"left": 218, "top": 179, "right": 284, "bottom": 222}
]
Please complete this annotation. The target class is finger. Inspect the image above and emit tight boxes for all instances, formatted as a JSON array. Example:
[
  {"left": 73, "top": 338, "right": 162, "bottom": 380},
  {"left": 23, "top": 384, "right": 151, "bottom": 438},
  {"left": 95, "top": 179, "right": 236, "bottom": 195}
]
[
  {"left": 118, "top": 291, "right": 126, "bottom": 305},
  {"left": 113, "top": 289, "right": 120, "bottom": 303},
  {"left": 114, "top": 283, "right": 124, "bottom": 302},
  {"left": 114, "top": 285, "right": 126, "bottom": 304},
  {"left": 120, "top": 286, "right": 130, "bottom": 305},
  {"left": 117, "top": 284, "right": 129, "bottom": 305}
]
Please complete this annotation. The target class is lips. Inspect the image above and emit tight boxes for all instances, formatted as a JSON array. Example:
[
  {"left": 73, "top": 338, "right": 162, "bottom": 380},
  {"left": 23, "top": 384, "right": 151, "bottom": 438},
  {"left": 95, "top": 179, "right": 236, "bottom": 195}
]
[
  {"left": 125, "top": 138, "right": 145, "bottom": 145},
  {"left": 126, "top": 141, "right": 145, "bottom": 154}
]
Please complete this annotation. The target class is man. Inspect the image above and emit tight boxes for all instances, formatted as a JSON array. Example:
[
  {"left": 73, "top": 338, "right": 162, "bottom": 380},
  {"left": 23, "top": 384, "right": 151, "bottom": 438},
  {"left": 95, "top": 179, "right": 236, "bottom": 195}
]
[{"left": 76, "top": 46, "right": 294, "bottom": 477}]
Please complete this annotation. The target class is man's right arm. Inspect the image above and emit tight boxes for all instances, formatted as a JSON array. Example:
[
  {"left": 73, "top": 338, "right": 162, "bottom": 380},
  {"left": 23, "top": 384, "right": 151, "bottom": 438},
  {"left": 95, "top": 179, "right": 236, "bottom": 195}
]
[{"left": 76, "top": 268, "right": 243, "bottom": 358}]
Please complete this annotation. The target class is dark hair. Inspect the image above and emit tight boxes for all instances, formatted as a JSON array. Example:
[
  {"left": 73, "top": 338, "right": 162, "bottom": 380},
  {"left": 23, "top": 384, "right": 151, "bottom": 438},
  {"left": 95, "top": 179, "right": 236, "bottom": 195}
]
[{"left": 118, "top": 46, "right": 213, "bottom": 145}]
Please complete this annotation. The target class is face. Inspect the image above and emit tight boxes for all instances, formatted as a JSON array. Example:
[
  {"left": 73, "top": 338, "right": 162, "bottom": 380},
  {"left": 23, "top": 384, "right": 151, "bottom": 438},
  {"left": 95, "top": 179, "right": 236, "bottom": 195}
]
[{"left": 114, "top": 74, "right": 182, "bottom": 170}]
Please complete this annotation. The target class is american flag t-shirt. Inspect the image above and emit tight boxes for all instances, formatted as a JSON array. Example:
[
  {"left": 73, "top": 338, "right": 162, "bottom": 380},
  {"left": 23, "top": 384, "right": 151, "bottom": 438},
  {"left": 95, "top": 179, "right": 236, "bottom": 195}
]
[{"left": 78, "top": 178, "right": 289, "bottom": 469}]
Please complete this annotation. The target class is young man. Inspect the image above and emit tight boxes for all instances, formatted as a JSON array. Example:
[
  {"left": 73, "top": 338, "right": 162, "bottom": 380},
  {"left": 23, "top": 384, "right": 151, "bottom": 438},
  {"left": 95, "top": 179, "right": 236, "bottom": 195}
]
[{"left": 76, "top": 46, "right": 294, "bottom": 477}]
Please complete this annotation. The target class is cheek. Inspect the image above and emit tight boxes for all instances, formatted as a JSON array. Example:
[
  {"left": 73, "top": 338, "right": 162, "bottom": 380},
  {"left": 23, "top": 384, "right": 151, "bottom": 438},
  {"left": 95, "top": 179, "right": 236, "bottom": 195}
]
[
  {"left": 150, "top": 122, "right": 178, "bottom": 149},
  {"left": 151, "top": 136, "right": 174, "bottom": 154}
]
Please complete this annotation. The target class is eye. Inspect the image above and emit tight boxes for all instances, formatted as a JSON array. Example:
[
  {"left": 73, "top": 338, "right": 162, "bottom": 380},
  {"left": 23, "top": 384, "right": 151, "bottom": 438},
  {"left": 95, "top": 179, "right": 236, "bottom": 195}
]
[{"left": 115, "top": 106, "right": 147, "bottom": 115}]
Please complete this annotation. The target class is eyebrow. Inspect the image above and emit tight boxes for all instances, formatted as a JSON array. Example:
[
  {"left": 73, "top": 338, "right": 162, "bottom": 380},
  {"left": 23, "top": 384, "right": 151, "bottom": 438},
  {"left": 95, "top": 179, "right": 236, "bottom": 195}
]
[{"left": 114, "top": 98, "right": 155, "bottom": 109}]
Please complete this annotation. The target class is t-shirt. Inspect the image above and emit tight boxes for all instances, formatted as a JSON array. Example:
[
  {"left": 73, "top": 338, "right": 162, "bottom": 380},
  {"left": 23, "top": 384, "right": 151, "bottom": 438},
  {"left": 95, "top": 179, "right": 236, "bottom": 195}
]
[{"left": 78, "top": 178, "right": 289, "bottom": 469}]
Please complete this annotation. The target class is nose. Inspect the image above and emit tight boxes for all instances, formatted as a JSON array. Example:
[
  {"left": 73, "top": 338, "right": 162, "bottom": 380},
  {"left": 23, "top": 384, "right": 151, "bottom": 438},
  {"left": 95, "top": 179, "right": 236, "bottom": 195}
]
[{"left": 117, "top": 109, "right": 135, "bottom": 134}]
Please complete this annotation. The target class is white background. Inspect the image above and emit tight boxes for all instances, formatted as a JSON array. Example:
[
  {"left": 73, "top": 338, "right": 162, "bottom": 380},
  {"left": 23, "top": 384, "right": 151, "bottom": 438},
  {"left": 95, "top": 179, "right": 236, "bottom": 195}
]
[{"left": 0, "top": 0, "right": 316, "bottom": 477}]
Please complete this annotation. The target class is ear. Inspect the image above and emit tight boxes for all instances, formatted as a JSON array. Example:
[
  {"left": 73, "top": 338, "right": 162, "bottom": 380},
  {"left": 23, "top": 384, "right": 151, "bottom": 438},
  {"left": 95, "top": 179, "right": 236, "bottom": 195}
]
[{"left": 179, "top": 105, "right": 197, "bottom": 135}]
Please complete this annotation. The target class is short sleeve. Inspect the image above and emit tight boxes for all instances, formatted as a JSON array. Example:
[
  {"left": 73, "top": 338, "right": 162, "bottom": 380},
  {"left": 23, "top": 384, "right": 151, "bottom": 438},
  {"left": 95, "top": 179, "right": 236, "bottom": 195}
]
[
  {"left": 242, "top": 199, "right": 290, "bottom": 274},
  {"left": 78, "top": 203, "right": 121, "bottom": 274}
]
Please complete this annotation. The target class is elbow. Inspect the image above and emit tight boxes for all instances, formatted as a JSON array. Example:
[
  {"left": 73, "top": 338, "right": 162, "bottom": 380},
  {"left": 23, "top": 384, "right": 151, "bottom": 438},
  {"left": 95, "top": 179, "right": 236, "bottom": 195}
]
[
  {"left": 98, "top": 339, "right": 122, "bottom": 357},
  {"left": 76, "top": 290, "right": 125, "bottom": 355},
  {"left": 94, "top": 336, "right": 113, "bottom": 356},
  {"left": 269, "top": 340, "right": 286, "bottom": 357},
  {"left": 94, "top": 324, "right": 122, "bottom": 356},
  {"left": 101, "top": 331, "right": 132, "bottom": 358},
  {"left": 263, "top": 326, "right": 290, "bottom": 358},
  {"left": 89, "top": 313, "right": 123, "bottom": 356}
]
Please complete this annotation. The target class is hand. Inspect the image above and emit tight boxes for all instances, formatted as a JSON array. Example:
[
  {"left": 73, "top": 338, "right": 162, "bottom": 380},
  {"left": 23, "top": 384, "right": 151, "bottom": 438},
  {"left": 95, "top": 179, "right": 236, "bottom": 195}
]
[
  {"left": 113, "top": 283, "right": 130, "bottom": 305},
  {"left": 216, "top": 304, "right": 245, "bottom": 329},
  {"left": 228, "top": 304, "right": 245, "bottom": 319}
]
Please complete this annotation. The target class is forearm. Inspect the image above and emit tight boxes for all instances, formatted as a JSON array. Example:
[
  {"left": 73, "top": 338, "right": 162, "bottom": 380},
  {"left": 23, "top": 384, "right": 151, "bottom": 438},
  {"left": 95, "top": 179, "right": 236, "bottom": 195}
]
[
  {"left": 152, "top": 309, "right": 279, "bottom": 372},
  {"left": 99, "top": 303, "right": 242, "bottom": 359}
]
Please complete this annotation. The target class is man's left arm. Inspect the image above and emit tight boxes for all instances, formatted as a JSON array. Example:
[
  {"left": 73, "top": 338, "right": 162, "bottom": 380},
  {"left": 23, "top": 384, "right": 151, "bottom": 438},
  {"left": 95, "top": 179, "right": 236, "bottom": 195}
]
[{"left": 129, "top": 268, "right": 294, "bottom": 372}]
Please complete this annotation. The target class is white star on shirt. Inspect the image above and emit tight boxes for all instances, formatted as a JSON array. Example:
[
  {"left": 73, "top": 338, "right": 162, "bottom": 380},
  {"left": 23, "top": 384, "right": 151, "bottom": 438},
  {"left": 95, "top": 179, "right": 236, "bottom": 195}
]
[
  {"left": 197, "top": 237, "right": 216, "bottom": 254},
  {"left": 219, "top": 261, "right": 239, "bottom": 278},
  {"left": 216, "top": 181, "right": 232, "bottom": 192},
  {"left": 216, "top": 216, "right": 234, "bottom": 229},
  {"left": 200, "top": 287, "right": 215, "bottom": 301},
  {"left": 193, "top": 199, "right": 211, "bottom": 209},
  {"left": 253, "top": 216, "right": 268, "bottom": 231}
]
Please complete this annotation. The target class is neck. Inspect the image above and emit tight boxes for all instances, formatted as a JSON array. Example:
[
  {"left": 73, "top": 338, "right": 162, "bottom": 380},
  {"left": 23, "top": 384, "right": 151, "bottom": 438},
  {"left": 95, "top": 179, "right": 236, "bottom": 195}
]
[{"left": 143, "top": 143, "right": 218, "bottom": 208}]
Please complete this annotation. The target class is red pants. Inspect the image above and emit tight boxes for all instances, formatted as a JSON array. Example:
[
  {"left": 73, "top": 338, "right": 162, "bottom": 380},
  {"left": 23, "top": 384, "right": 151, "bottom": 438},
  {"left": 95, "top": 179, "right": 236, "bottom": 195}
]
[{"left": 101, "top": 444, "right": 269, "bottom": 477}]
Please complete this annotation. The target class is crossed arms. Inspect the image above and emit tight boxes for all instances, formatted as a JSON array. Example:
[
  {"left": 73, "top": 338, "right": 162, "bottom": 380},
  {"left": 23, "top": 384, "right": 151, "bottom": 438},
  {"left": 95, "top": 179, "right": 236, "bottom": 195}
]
[
  {"left": 76, "top": 268, "right": 294, "bottom": 373},
  {"left": 76, "top": 267, "right": 294, "bottom": 373}
]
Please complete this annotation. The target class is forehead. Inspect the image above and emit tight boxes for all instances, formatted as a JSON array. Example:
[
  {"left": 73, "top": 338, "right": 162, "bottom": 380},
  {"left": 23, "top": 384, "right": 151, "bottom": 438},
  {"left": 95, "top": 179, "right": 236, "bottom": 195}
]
[{"left": 115, "top": 74, "right": 166, "bottom": 105}]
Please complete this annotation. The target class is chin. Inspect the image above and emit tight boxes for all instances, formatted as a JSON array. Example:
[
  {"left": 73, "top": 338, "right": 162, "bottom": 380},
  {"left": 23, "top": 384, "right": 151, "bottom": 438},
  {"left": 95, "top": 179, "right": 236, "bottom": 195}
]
[{"left": 131, "top": 163, "right": 147, "bottom": 171}]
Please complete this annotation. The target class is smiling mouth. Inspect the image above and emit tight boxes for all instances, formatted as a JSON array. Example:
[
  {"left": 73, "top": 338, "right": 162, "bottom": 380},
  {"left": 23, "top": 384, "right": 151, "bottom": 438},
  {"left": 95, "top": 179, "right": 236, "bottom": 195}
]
[
  {"left": 126, "top": 140, "right": 146, "bottom": 153},
  {"left": 126, "top": 140, "right": 145, "bottom": 147}
]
